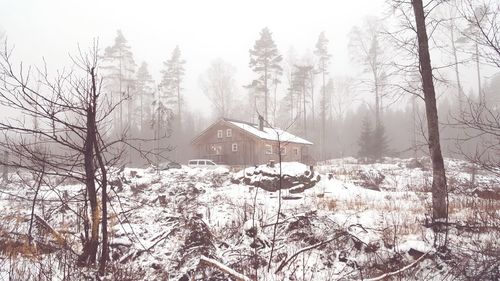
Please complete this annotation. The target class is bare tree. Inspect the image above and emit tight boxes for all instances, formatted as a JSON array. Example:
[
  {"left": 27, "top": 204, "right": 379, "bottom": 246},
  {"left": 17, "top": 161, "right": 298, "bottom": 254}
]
[
  {"left": 349, "top": 16, "right": 390, "bottom": 128},
  {"left": 388, "top": 0, "right": 450, "bottom": 237},
  {"left": 199, "top": 58, "right": 237, "bottom": 118},
  {"left": 0, "top": 41, "right": 161, "bottom": 275},
  {"left": 410, "top": 0, "right": 449, "bottom": 236},
  {"left": 454, "top": 0, "right": 500, "bottom": 177},
  {"left": 459, "top": 0, "right": 500, "bottom": 68},
  {"left": 445, "top": 6, "right": 466, "bottom": 111},
  {"left": 0, "top": 29, "right": 5, "bottom": 47}
]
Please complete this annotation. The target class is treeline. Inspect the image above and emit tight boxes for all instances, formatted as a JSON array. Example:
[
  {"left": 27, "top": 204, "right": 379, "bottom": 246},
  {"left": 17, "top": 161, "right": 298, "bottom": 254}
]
[{"left": 97, "top": 1, "right": 499, "bottom": 165}]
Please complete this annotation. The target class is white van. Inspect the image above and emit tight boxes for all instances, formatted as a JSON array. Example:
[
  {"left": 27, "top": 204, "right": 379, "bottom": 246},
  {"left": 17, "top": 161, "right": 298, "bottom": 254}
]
[{"left": 187, "top": 159, "right": 218, "bottom": 168}]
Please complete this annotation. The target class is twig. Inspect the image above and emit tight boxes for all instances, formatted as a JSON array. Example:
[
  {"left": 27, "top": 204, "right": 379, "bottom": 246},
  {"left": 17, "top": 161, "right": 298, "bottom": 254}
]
[
  {"left": 364, "top": 252, "right": 429, "bottom": 281},
  {"left": 275, "top": 231, "right": 347, "bottom": 274}
]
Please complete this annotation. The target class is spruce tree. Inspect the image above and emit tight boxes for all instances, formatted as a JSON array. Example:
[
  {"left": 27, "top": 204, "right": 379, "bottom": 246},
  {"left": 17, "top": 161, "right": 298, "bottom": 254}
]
[
  {"left": 249, "top": 27, "right": 283, "bottom": 121},
  {"left": 358, "top": 115, "right": 373, "bottom": 160},
  {"left": 161, "top": 46, "right": 186, "bottom": 127},
  {"left": 371, "top": 123, "right": 388, "bottom": 160}
]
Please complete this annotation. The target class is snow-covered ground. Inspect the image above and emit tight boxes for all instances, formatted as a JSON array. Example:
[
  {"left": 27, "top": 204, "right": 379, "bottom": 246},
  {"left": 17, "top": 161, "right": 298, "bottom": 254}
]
[{"left": 0, "top": 158, "right": 499, "bottom": 280}]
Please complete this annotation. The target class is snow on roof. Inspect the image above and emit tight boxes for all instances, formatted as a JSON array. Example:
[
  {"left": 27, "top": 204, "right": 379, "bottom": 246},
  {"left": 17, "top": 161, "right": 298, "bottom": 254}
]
[{"left": 226, "top": 119, "right": 313, "bottom": 145}]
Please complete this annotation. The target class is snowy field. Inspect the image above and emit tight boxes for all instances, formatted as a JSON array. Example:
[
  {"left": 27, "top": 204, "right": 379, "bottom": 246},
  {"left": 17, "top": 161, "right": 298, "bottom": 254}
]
[{"left": 0, "top": 157, "right": 499, "bottom": 280}]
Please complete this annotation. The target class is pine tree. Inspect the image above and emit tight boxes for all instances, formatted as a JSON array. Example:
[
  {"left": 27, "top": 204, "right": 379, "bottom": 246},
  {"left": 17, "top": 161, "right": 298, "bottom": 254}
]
[
  {"left": 249, "top": 27, "right": 283, "bottom": 121},
  {"left": 161, "top": 46, "right": 186, "bottom": 127},
  {"left": 314, "top": 32, "right": 331, "bottom": 159},
  {"left": 135, "top": 62, "right": 154, "bottom": 133},
  {"left": 291, "top": 64, "right": 313, "bottom": 137},
  {"left": 101, "top": 30, "right": 136, "bottom": 132},
  {"left": 285, "top": 78, "right": 299, "bottom": 125}
]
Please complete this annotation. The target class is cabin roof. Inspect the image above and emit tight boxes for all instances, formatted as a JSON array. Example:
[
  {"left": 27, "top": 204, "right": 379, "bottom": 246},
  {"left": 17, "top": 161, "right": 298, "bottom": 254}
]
[
  {"left": 224, "top": 118, "right": 313, "bottom": 145},
  {"left": 191, "top": 118, "right": 314, "bottom": 145}
]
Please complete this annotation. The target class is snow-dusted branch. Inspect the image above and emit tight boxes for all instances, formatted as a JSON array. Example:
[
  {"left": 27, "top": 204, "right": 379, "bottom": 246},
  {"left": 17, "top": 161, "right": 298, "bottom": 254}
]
[
  {"left": 364, "top": 251, "right": 429, "bottom": 281},
  {"left": 275, "top": 231, "right": 348, "bottom": 274}
]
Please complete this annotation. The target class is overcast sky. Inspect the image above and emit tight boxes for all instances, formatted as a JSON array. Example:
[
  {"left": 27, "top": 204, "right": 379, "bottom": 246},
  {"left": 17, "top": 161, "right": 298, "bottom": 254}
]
[{"left": 1, "top": 0, "right": 390, "bottom": 112}]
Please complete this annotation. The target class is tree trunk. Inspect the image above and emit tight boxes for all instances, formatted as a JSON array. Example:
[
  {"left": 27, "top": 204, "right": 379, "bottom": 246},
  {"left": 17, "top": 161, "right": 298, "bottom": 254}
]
[
  {"left": 94, "top": 63, "right": 109, "bottom": 276},
  {"left": 310, "top": 70, "right": 315, "bottom": 130},
  {"left": 373, "top": 69, "right": 380, "bottom": 128},
  {"left": 95, "top": 136, "right": 109, "bottom": 276},
  {"left": 475, "top": 42, "right": 482, "bottom": 103},
  {"left": 127, "top": 86, "right": 132, "bottom": 164},
  {"left": 119, "top": 47, "right": 123, "bottom": 134},
  {"left": 78, "top": 67, "right": 100, "bottom": 266},
  {"left": 273, "top": 80, "right": 278, "bottom": 126},
  {"left": 140, "top": 85, "right": 143, "bottom": 134},
  {"left": 412, "top": 0, "right": 448, "bottom": 228},
  {"left": 2, "top": 151, "right": 8, "bottom": 182},
  {"left": 321, "top": 67, "right": 326, "bottom": 160},
  {"left": 264, "top": 60, "right": 268, "bottom": 121},
  {"left": 28, "top": 169, "right": 45, "bottom": 244},
  {"left": 303, "top": 77, "right": 307, "bottom": 137},
  {"left": 177, "top": 78, "right": 182, "bottom": 128},
  {"left": 450, "top": 21, "right": 464, "bottom": 112}
]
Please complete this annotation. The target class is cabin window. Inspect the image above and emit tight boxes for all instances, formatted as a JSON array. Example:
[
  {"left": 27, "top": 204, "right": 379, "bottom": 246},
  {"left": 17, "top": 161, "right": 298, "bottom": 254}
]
[
  {"left": 215, "top": 146, "right": 222, "bottom": 155},
  {"left": 217, "top": 130, "right": 223, "bottom": 138},
  {"left": 265, "top": 144, "right": 272, "bottom": 155},
  {"left": 226, "top": 129, "right": 232, "bottom": 137},
  {"left": 280, "top": 146, "right": 286, "bottom": 155},
  {"left": 232, "top": 143, "right": 238, "bottom": 152},
  {"left": 293, "top": 147, "right": 299, "bottom": 156}
]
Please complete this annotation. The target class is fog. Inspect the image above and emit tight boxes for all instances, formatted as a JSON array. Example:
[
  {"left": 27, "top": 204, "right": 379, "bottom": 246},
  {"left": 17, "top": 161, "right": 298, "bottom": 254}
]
[
  {"left": 1, "top": 0, "right": 388, "bottom": 111},
  {"left": 0, "top": 2, "right": 499, "bottom": 279},
  {"left": 0, "top": 0, "right": 498, "bottom": 162}
]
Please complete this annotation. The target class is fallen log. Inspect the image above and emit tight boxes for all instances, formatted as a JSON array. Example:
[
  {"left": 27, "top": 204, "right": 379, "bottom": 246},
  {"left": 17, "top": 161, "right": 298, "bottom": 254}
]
[
  {"left": 34, "top": 214, "right": 65, "bottom": 244},
  {"left": 198, "top": 256, "right": 252, "bottom": 281}
]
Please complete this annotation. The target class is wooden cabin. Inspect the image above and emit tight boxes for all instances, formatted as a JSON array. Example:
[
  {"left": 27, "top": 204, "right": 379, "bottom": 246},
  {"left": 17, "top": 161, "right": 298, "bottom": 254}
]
[{"left": 191, "top": 117, "right": 313, "bottom": 166}]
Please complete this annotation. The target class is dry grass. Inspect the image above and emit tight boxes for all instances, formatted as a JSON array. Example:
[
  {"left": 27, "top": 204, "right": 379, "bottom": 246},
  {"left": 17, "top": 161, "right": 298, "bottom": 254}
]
[
  {"left": 318, "top": 198, "right": 337, "bottom": 211},
  {"left": 317, "top": 193, "right": 427, "bottom": 240},
  {"left": 448, "top": 197, "right": 500, "bottom": 216}
]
